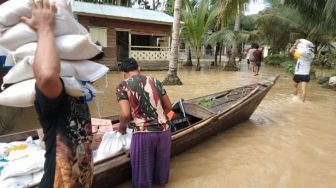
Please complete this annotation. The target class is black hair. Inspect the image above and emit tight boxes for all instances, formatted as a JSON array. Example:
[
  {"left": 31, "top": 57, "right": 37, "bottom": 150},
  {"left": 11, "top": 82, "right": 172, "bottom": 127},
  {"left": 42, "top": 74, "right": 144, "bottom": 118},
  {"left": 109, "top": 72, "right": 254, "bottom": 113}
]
[
  {"left": 251, "top": 43, "right": 259, "bottom": 49},
  {"left": 119, "top": 58, "right": 139, "bottom": 72}
]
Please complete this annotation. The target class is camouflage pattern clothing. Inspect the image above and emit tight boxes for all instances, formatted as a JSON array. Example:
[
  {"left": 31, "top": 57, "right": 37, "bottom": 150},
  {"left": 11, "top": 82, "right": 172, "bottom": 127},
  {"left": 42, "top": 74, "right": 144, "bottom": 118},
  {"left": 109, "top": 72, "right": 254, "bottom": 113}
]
[{"left": 116, "top": 75, "right": 171, "bottom": 132}]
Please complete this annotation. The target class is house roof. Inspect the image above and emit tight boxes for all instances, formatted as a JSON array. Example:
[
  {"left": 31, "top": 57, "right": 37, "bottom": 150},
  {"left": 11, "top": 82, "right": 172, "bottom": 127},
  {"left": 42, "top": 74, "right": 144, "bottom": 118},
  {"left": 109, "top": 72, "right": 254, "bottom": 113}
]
[{"left": 72, "top": 1, "right": 174, "bottom": 25}]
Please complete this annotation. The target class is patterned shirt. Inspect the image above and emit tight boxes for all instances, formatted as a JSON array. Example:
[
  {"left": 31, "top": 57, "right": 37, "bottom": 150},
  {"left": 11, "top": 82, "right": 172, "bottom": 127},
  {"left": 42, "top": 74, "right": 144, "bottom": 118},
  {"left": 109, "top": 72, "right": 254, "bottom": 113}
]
[
  {"left": 34, "top": 79, "right": 93, "bottom": 188},
  {"left": 116, "top": 75, "right": 171, "bottom": 132}
]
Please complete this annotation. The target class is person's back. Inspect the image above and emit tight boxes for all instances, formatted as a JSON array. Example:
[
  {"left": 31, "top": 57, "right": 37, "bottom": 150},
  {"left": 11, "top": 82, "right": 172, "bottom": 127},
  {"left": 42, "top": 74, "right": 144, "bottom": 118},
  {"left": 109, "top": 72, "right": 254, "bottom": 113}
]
[
  {"left": 116, "top": 58, "right": 173, "bottom": 188},
  {"left": 116, "top": 74, "right": 171, "bottom": 132},
  {"left": 253, "top": 49, "right": 263, "bottom": 63}
]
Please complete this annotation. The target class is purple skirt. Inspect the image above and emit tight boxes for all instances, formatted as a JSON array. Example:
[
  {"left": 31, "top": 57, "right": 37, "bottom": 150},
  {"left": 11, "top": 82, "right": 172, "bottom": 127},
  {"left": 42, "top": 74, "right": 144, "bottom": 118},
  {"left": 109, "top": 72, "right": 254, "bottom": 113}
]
[{"left": 130, "top": 130, "right": 171, "bottom": 188}]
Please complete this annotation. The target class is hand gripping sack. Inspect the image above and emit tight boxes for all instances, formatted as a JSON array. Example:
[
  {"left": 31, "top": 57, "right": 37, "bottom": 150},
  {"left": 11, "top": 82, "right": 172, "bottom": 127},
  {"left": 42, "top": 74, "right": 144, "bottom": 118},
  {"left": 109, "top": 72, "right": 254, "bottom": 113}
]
[
  {"left": 0, "top": 6, "right": 88, "bottom": 50},
  {"left": 4, "top": 35, "right": 102, "bottom": 66},
  {"left": 0, "top": 0, "right": 73, "bottom": 32}
]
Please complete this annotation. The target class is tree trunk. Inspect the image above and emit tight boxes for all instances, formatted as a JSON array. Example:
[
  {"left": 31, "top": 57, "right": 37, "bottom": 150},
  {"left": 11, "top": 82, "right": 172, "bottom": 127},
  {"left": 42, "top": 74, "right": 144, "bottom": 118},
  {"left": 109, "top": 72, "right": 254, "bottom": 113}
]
[
  {"left": 162, "top": 0, "right": 182, "bottom": 85},
  {"left": 219, "top": 44, "right": 222, "bottom": 65},
  {"left": 184, "top": 45, "right": 193, "bottom": 66},
  {"left": 224, "top": 3, "right": 240, "bottom": 71},
  {"left": 214, "top": 43, "right": 220, "bottom": 66},
  {"left": 196, "top": 57, "right": 201, "bottom": 71}
]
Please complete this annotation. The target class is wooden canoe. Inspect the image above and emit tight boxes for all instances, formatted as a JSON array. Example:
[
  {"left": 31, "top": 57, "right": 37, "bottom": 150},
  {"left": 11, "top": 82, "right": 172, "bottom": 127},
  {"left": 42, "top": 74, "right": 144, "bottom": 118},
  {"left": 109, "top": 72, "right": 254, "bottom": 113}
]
[{"left": 0, "top": 75, "right": 279, "bottom": 187}]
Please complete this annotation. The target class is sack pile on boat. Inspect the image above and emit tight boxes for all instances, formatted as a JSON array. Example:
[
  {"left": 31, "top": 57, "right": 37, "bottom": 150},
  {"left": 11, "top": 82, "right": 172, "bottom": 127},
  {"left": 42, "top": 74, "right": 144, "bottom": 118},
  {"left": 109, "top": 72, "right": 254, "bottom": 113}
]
[
  {"left": 0, "top": 0, "right": 109, "bottom": 107},
  {"left": 0, "top": 137, "right": 45, "bottom": 188}
]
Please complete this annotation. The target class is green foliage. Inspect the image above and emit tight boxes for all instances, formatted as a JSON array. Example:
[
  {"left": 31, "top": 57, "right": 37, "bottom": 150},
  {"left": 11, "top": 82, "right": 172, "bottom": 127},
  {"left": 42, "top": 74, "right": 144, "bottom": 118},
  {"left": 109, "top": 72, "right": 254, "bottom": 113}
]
[
  {"left": 165, "top": 0, "right": 174, "bottom": 16},
  {"left": 281, "top": 60, "right": 296, "bottom": 74},
  {"left": 199, "top": 98, "right": 215, "bottom": 107},
  {"left": 317, "top": 76, "right": 330, "bottom": 86},
  {"left": 264, "top": 54, "right": 291, "bottom": 66}
]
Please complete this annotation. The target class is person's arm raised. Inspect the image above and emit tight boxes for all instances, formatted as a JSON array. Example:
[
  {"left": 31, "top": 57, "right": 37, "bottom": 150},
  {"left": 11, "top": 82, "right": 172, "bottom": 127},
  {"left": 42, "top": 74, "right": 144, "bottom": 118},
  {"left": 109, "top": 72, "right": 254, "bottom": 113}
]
[{"left": 21, "top": 0, "right": 62, "bottom": 99}]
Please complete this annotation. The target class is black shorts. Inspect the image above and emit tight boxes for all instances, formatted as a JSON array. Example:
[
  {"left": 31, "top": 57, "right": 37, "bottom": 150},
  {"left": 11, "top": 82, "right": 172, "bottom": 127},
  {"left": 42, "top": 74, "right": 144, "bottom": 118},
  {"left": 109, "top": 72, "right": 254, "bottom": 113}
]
[
  {"left": 247, "top": 59, "right": 250, "bottom": 64},
  {"left": 293, "top": 75, "right": 310, "bottom": 83}
]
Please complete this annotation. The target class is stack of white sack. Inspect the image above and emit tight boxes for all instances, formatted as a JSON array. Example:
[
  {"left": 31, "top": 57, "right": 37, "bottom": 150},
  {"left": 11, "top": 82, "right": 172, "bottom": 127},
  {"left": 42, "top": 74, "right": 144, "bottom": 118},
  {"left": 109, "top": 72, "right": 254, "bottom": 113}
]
[
  {"left": 293, "top": 39, "right": 315, "bottom": 59},
  {"left": 0, "top": 137, "right": 45, "bottom": 188},
  {"left": 0, "top": 0, "right": 109, "bottom": 107},
  {"left": 95, "top": 129, "right": 133, "bottom": 162}
]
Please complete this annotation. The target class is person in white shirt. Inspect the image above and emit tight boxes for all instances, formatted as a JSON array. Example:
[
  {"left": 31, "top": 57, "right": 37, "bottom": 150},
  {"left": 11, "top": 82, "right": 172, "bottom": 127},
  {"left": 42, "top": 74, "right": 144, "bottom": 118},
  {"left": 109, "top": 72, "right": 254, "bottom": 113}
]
[
  {"left": 289, "top": 39, "right": 315, "bottom": 102},
  {"left": 246, "top": 44, "right": 257, "bottom": 71}
]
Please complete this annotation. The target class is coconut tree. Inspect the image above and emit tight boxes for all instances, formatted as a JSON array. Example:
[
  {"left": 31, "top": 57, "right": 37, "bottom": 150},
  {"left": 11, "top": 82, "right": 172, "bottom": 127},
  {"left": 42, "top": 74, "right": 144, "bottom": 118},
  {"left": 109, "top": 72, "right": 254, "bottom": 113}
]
[
  {"left": 211, "top": 0, "right": 249, "bottom": 71},
  {"left": 162, "top": 0, "right": 183, "bottom": 85},
  {"left": 181, "top": 0, "right": 217, "bottom": 71}
]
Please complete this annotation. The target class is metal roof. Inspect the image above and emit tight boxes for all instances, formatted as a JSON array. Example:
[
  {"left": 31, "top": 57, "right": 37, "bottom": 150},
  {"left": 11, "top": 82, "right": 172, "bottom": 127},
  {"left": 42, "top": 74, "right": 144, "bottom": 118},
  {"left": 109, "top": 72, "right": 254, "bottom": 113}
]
[{"left": 72, "top": 1, "right": 174, "bottom": 25}]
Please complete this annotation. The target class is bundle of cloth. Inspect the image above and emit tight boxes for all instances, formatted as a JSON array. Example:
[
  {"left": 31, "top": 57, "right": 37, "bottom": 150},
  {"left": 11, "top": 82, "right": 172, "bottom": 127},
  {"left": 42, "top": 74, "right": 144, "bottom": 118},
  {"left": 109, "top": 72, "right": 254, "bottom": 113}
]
[
  {"left": 0, "top": 137, "right": 45, "bottom": 188},
  {"left": 0, "top": 0, "right": 109, "bottom": 107},
  {"left": 293, "top": 39, "right": 315, "bottom": 59}
]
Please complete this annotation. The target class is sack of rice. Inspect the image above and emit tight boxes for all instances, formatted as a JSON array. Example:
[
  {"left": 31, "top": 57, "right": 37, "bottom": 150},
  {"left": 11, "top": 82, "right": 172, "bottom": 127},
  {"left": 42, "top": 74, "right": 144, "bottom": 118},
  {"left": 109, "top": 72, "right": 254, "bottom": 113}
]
[
  {"left": 0, "top": 0, "right": 72, "bottom": 32},
  {"left": 4, "top": 35, "right": 102, "bottom": 66},
  {"left": 0, "top": 6, "right": 88, "bottom": 50},
  {"left": 2, "top": 56, "right": 108, "bottom": 86},
  {"left": 0, "top": 77, "right": 96, "bottom": 107}
]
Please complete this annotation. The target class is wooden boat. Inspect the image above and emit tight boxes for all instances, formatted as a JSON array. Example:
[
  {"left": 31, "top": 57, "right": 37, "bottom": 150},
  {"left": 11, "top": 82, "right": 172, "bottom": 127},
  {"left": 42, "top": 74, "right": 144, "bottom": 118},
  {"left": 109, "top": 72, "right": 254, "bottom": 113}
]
[{"left": 0, "top": 75, "right": 279, "bottom": 187}]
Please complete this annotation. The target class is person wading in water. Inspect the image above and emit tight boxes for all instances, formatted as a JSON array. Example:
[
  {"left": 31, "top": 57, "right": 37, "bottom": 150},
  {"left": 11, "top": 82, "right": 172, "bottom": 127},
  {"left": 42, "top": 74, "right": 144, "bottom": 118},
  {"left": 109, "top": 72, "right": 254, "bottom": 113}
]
[{"left": 116, "top": 58, "right": 173, "bottom": 188}]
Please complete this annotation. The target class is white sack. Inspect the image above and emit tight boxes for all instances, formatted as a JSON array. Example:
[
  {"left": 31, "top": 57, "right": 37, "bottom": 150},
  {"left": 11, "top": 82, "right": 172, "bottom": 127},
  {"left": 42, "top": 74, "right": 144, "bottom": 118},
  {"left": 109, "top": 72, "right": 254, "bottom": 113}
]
[
  {"left": 121, "top": 129, "right": 132, "bottom": 150},
  {"left": 0, "top": 0, "right": 73, "bottom": 32},
  {"left": 329, "top": 76, "right": 336, "bottom": 87},
  {"left": 32, "top": 170, "right": 44, "bottom": 185},
  {"left": 0, "top": 149, "right": 45, "bottom": 180},
  {"left": 0, "top": 174, "right": 33, "bottom": 188},
  {"left": 0, "top": 7, "right": 88, "bottom": 50},
  {"left": 5, "top": 35, "right": 102, "bottom": 66},
  {"left": 0, "top": 77, "right": 96, "bottom": 107},
  {"left": 0, "top": 143, "right": 10, "bottom": 158},
  {"left": 96, "top": 131, "right": 123, "bottom": 161},
  {"left": 3, "top": 57, "right": 108, "bottom": 85}
]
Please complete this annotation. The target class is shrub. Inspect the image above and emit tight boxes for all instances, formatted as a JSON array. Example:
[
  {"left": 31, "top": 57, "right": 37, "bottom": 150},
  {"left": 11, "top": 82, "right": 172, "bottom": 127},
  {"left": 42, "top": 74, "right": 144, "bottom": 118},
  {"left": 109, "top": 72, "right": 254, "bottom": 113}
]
[
  {"left": 317, "top": 76, "right": 330, "bottom": 86},
  {"left": 264, "top": 54, "right": 291, "bottom": 66}
]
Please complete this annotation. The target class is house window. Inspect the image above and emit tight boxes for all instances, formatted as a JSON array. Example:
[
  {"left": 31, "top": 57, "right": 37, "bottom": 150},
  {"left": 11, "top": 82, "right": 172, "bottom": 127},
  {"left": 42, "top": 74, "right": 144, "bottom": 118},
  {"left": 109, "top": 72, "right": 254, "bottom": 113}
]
[{"left": 89, "top": 27, "right": 107, "bottom": 47}]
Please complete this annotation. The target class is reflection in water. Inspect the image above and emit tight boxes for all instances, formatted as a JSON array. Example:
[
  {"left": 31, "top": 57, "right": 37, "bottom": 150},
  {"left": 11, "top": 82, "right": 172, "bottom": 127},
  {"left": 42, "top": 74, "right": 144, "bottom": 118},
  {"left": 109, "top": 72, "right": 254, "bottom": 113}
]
[{"left": 4, "top": 64, "right": 336, "bottom": 188}]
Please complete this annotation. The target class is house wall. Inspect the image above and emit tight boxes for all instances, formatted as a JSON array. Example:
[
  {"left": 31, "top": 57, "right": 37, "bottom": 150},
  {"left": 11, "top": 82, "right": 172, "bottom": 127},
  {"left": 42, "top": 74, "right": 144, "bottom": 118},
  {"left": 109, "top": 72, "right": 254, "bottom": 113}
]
[{"left": 76, "top": 15, "right": 172, "bottom": 68}]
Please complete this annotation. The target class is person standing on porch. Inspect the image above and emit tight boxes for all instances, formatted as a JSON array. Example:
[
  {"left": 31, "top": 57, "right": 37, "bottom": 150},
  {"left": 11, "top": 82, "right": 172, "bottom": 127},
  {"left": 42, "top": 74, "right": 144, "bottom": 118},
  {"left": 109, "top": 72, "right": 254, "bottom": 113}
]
[
  {"left": 116, "top": 58, "right": 173, "bottom": 188},
  {"left": 22, "top": 0, "right": 93, "bottom": 187}
]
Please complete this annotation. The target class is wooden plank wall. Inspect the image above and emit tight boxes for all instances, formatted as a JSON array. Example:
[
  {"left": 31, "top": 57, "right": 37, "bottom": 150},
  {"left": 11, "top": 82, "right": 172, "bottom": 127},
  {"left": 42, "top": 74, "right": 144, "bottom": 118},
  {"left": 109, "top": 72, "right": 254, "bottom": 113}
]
[{"left": 77, "top": 15, "right": 172, "bottom": 68}]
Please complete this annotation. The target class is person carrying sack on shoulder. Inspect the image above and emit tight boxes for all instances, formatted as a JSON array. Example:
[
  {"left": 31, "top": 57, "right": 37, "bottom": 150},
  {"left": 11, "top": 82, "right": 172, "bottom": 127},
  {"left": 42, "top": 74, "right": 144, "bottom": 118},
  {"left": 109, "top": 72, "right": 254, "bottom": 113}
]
[
  {"left": 22, "top": 0, "right": 94, "bottom": 187},
  {"left": 116, "top": 58, "right": 173, "bottom": 188},
  {"left": 289, "top": 39, "right": 315, "bottom": 102}
]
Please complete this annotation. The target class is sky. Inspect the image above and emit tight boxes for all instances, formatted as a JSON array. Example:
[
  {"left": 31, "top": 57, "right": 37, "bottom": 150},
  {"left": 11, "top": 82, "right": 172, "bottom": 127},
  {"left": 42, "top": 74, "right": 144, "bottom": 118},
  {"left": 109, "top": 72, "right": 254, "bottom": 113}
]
[{"left": 245, "top": 0, "right": 269, "bottom": 15}]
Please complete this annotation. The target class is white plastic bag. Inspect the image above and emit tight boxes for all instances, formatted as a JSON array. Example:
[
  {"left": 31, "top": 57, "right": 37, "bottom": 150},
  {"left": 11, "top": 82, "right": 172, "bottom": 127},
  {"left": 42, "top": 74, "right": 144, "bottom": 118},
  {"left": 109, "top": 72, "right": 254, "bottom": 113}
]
[
  {"left": 0, "top": 174, "right": 33, "bottom": 188},
  {"left": 5, "top": 35, "right": 102, "bottom": 66},
  {"left": 329, "top": 76, "right": 336, "bottom": 87},
  {"left": 0, "top": 77, "right": 96, "bottom": 107},
  {"left": 121, "top": 129, "right": 133, "bottom": 150},
  {"left": 3, "top": 57, "right": 108, "bottom": 85},
  {"left": 0, "top": 7, "right": 88, "bottom": 50},
  {"left": 0, "top": 149, "right": 45, "bottom": 180},
  {"left": 96, "top": 131, "right": 124, "bottom": 161},
  {"left": 0, "top": 0, "right": 73, "bottom": 32}
]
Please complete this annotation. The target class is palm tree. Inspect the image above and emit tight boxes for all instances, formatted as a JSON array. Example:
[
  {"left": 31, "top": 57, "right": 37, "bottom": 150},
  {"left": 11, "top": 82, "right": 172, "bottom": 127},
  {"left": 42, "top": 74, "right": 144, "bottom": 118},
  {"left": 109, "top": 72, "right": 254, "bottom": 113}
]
[
  {"left": 212, "top": 0, "right": 249, "bottom": 71},
  {"left": 162, "top": 0, "right": 183, "bottom": 85},
  {"left": 280, "top": 0, "right": 336, "bottom": 48},
  {"left": 181, "top": 0, "right": 217, "bottom": 71}
]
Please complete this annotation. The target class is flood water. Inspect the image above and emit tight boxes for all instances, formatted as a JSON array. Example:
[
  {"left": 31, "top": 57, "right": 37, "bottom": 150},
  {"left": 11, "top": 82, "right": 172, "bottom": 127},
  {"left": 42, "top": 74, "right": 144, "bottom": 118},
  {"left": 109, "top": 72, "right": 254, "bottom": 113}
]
[{"left": 3, "top": 63, "right": 336, "bottom": 188}]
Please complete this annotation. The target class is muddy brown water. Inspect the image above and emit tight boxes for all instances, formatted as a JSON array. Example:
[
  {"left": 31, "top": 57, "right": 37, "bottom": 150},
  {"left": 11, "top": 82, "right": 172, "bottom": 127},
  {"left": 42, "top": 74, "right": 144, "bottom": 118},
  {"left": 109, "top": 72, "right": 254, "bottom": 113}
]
[{"left": 2, "top": 64, "right": 336, "bottom": 188}]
